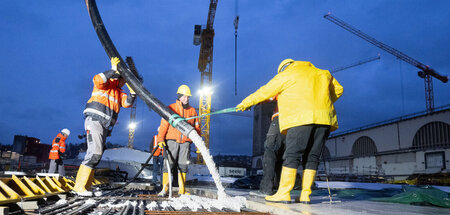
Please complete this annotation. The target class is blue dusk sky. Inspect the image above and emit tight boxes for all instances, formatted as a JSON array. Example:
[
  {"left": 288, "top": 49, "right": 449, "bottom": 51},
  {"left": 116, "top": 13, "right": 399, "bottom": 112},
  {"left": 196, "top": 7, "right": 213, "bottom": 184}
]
[{"left": 1, "top": 0, "right": 449, "bottom": 155}]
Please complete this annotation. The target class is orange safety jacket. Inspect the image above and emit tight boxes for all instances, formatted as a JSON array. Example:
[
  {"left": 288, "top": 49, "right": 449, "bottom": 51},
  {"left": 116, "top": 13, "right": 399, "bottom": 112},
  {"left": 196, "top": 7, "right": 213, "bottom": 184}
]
[
  {"left": 152, "top": 135, "right": 163, "bottom": 156},
  {"left": 157, "top": 100, "right": 201, "bottom": 143},
  {"left": 49, "top": 133, "right": 66, "bottom": 160},
  {"left": 83, "top": 71, "right": 134, "bottom": 128}
]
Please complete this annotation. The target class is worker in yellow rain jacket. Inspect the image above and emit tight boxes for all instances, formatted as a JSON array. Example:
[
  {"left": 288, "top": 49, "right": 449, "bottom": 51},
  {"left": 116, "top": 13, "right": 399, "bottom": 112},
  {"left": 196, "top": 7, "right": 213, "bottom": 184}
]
[
  {"left": 236, "top": 59, "right": 343, "bottom": 204},
  {"left": 72, "top": 57, "right": 136, "bottom": 196}
]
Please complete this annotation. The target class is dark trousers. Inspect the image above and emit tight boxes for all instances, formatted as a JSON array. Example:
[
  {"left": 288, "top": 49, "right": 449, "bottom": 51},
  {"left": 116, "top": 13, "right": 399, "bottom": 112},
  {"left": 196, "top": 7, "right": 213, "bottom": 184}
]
[
  {"left": 152, "top": 155, "right": 163, "bottom": 183},
  {"left": 260, "top": 116, "right": 285, "bottom": 193},
  {"left": 283, "top": 124, "right": 330, "bottom": 170}
]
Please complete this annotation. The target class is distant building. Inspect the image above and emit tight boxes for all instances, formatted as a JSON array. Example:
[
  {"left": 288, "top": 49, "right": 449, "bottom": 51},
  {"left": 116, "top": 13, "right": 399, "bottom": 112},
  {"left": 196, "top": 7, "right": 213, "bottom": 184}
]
[
  {"left": 213, "top": 154, "right": 252, "bottom": 169},
  {"left": 251, "top": 101, "right": 276, "bottom": 174},
  {"left": 323, "top": 105, "right": 450, "bottom": 180},
  {"left": 251, "top": 103, "right": 450, "bottom": 180},
  {"left": 12, "top": 135, "right": 51, "bottom": 163}
]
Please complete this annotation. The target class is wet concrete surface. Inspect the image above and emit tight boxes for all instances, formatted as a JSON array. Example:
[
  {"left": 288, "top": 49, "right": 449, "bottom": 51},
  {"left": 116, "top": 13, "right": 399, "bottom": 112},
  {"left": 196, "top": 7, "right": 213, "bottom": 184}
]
[{"left": 188, "top": 187, "right": 450, "bottom": 215}]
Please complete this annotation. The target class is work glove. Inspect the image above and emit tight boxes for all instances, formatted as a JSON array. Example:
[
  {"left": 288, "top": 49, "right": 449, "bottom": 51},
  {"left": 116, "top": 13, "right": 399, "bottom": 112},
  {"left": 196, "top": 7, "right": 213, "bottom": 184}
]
[
  {"left": 126, "top": 83, "right": 136, "bottom": 95},
  {"left": 236, "top": 101, "right": 251, "bottom": 112},
  {"left": 111, "top": 57, "right": 120, "bottom": 71},
  {"left": 158, "top": 142, "right": 166, "bottom": 148}
]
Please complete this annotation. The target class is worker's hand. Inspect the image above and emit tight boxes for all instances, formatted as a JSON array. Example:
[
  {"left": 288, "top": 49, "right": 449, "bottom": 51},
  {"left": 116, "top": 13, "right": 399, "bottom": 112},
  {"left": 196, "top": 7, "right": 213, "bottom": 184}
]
[
  {"left": 111, "top": 57, "right": 120, "bottom": 71},
  {"left": 158, "top": 142, "right": 166, "bottom": 148},
  {"left": 126, "top": 83, "right": 136, "bottom": 95},
  {"left": 236, "top": 102, "right": 251, "bottom": 111}
]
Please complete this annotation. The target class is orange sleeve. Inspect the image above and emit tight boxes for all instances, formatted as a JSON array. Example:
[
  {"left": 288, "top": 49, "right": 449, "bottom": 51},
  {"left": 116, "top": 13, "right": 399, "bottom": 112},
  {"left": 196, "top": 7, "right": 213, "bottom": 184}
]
[
  {"left": 59, "top": 140, "right": 66, "bottom": 153},
  {"left": 93, "top": 73, "right": 109, "bottom": 89},
  {"left": 193, "top": 110, "right": 201, "bottom": 134},
  {"left": 157, "top": 118, "right": 169, "bottom": 143},
  {"left": 120, "top": 92, "right": 134, "bottom": 108}
]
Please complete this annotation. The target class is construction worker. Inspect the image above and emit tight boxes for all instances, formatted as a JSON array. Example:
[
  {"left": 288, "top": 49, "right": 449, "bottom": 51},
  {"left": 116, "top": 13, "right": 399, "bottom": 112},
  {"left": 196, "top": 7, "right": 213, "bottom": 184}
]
[
  {"left": 236, "top": 59, "right": 343, "bottom": 204},
  {"left": 157, "top": 85, "right": 200, "bottom": 196},
  {"left": 151, "top": 132, "right": 164, "bottom": 185},
  {"left": 250, "top": 97, "right": 285, "bottom": 197},
  {"left": 72, "top": 57, "right": 136, "bottom": 196},
  {"left": 48, "top": 128, "right": 70, "bottom": 175}
]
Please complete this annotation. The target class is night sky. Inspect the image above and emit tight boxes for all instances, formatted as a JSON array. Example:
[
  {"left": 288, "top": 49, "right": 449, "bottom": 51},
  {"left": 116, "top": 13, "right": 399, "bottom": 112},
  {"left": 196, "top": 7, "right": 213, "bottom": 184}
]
[{"left": 1, "top": 1, "right": 449, "bottom": 155}]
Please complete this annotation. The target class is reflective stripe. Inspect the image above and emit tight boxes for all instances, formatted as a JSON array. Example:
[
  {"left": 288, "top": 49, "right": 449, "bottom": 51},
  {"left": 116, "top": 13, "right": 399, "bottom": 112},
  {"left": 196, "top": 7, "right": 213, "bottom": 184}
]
[
  {"left": 52, "top": 144, "right": 59, "bottom": 147},
  {"left": 50, "top": 150, "right": 59, "bottom": 153},
  {"left": 272, "top": 112, "right": 279, "bottom": 121},
  {"left": 91, "top": 91, "right": 119, "bottom": 103},
  {"left": 99, "top": 73, "right": 107, "bottom": 83},
  {"left": 60, "top": 147, "right": 65, "bottom": 149},
  {"left": 85, "top": 101, "right": 117, "bottom": 117},
  {"left": 83, "top": 108, "right": 112, "bottom": 121}
]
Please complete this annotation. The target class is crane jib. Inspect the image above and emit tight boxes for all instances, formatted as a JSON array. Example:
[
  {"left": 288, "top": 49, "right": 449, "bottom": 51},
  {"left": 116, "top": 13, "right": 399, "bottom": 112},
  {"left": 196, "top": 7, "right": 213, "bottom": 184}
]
[{"left": 324, "top": 13, "right": 448, "bottom": 83}]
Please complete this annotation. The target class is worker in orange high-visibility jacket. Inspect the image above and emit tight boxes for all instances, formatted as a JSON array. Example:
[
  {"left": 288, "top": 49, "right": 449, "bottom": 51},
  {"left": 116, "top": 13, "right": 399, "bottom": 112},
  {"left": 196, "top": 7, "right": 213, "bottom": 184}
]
[
  {"left": 157, "top": 85, "right": 200, "bottom": 196},
  {"left": 48, "top": 128, "right": 70, "bottom": 175},
  {"left": 73, "top": 57, "right": 136, "bottom": 197},
  {"left": 236, "top": 59, "right": 343, "bottom": 204}
]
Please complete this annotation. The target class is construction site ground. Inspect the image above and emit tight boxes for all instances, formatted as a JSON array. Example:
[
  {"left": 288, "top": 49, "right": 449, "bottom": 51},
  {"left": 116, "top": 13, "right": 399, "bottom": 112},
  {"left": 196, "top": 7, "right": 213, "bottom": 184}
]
[
  {"left": 1, "top": 178, "right": 450, "bottom": 214},
  {"left": 187, "top": 186, "right": 450, "bottom": 215}
]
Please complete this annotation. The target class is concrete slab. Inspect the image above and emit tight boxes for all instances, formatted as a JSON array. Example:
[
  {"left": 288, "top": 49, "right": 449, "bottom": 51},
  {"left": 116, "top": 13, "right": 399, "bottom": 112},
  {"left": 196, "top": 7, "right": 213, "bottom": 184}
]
[
  {"left": 36, "top": 173, "right": 62, "bottom": 177},
  {"left": 0, "top": 207, "right": 8, "bottom": 215},
  {"left": 57, "top": 194, "right": 67, "bottom": 200},
  {"left": 188, "top": 187, "right": 450, "bottom": 215},
  {"left": 17, "top": 201, "right": 39, "bottom": 210}
]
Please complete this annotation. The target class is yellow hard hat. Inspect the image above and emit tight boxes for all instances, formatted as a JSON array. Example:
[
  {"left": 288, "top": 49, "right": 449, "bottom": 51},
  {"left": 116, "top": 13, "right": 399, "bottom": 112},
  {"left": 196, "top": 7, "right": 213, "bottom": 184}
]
[
  {"left": 277, "top": 58, "right": 294, "bottom": 73},
  {"left": 177, "top": 85, "right": 192, "bottom": 96}
]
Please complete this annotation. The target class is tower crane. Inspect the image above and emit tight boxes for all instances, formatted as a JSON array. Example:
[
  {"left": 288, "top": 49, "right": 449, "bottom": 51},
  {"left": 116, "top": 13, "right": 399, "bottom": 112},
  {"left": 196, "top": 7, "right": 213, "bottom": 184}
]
[
  {"left": 331, "top": 54, "right": 380, "bottom": 74},
  {"left": 193, "top": 0, "right": 218, "bottom": 164},
  {"left": 125, "top": 56, "right": 143, "bottom": 149},
  {"left": 234, "top": 0, "right": 239, "bottom": 95},
  {"left": 324, "top": 13, "right": 448, "bottom": 113}
]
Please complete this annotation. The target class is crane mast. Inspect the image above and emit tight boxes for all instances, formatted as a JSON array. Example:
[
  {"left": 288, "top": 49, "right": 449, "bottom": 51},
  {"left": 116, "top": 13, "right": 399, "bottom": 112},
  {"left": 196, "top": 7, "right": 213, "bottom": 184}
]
[
  {"left": 324, "top": 13, "right": 448, "bottom": 113},
  {"left": 194, "top": 0, "right": 218, "bottom": 164}
]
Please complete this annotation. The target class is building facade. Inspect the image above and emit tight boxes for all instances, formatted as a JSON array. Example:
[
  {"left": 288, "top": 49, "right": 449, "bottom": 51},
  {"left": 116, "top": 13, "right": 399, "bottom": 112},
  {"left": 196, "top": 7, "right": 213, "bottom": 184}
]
[
  {"left": 251, "top": 102, "right": 276, "bottom": 173},
  {"left": 252, "top": 104, "right": 450, "bottom": 180},
  {"left": 324, "top": 105, "right": 450, "bottom": 180}
]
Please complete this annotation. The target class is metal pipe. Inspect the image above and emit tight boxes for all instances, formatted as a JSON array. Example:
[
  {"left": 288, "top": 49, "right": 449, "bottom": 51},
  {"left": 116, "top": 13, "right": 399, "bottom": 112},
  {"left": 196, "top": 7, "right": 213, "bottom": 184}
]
[{"left": 85, "top": 0, "right": 195, "bottom": 136}]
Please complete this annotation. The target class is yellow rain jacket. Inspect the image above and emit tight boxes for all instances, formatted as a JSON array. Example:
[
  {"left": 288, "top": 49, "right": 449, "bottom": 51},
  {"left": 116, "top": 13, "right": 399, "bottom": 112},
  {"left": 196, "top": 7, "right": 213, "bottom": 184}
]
[{"left": 240, "top": 61, "right": 343, "bottom": 133}]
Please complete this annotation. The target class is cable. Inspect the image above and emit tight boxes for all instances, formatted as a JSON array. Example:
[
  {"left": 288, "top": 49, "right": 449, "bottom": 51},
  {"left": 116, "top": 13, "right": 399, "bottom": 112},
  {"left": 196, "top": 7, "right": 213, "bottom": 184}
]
[
  {"left": 184, "top": 107, "right": 236, "bottom": 120},
  {"left": 100, "top": 145, "right": 159, "bottom": 194}
]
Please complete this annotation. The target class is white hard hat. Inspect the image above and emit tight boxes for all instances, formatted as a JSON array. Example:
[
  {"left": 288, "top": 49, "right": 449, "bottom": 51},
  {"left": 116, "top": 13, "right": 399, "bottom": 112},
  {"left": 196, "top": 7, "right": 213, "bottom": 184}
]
[{"left": 61, "top": 128, "right": 70, "bottom": 136}]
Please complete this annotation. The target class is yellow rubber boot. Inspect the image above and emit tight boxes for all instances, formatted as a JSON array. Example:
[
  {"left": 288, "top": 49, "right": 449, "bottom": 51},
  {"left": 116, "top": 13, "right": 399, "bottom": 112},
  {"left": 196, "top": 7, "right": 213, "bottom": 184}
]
[
  {"left": 265, "top": 167, "right": 297, "bottom": 203},
  {"left": 178, "top": 172, "right": 190, "bottom": 195},
  {"left": 157, "top": 172, "right": 169, "bottom": 197},
  {"left": 85, "top": 168, "right": 95, "bottom": 191},
  {"left": 72, "top": 165, "right": 94, "bottom": 196},
  {"left": 299, "top": 169, "right": 317, "bottom": 204}
]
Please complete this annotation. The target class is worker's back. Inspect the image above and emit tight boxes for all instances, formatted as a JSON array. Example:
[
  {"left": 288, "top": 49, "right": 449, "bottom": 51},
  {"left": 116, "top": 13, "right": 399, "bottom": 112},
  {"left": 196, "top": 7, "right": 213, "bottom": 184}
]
[{"left": 275, "top": 61, "right": 343, "bottom": 132}]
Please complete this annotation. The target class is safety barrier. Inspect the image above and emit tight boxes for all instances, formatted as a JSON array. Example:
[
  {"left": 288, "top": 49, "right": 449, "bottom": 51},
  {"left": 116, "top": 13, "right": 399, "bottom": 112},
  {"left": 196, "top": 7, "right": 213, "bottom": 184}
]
[{"left": 0, "top": 175, "right": 106, "bottom": 205}]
